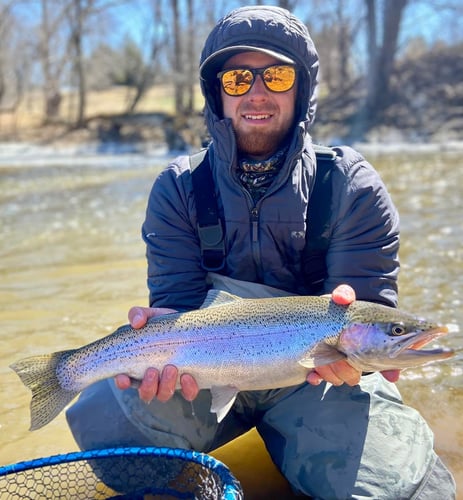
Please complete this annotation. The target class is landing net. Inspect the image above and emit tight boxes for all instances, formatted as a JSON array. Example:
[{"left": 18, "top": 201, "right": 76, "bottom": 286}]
[{"left": 0, "top": 447, "right": 243, "bottom": 499}]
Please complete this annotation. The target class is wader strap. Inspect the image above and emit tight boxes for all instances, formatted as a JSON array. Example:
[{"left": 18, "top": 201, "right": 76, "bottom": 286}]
[
  {"left": 301, "top": 145, "right": 336, "bottom": 294},
  {"left": 190, "top": 145, "right": 337, "bottom": 287},
  {"left": 190, "top": 149, "right": 225, "bottom": 271}
]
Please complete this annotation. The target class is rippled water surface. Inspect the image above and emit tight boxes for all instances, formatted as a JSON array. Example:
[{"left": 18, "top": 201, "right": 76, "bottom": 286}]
[{"left": 0, "top": 150, "right": 461, "bottom": 494}]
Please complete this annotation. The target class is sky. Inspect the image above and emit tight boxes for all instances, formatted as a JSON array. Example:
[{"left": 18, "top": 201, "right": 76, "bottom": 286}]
[{"left": 107, "top": 0, "right": 462, "bottom": 52}]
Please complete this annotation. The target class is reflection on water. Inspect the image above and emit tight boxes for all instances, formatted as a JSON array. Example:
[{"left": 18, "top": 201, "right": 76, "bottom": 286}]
[{"left": 0, "top": 151, "right": 462, "bottom": 493}]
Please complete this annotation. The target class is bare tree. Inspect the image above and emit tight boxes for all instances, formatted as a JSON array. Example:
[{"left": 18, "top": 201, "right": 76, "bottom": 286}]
[
  {"left": 39, "top": 0, "right": 69, "bottom": 121},
  {"left": 171, "top": 0, "right": 184, "bottom": 115},
  {"left": 352, "top": 0, "right": 408, "bottom": 137},
  {"left": 2, "top": 0, "right": 462, "bottom": 142},
  {"left": 66, "top": 0, "right": 123, "bottom": 126},
  {"left": 0, "top": 2, "right": 9, "bottom": 105},
  {"left": 185, "top": 0, "right": 195, "bottom": 114},
  {"left": 68, "top": 0, "right": 88, "bottom": 127},
  {"left": 0, "top": 1, "right": 27, "bottom": 132},
  {"left": 305, "top": 0, "right": 361, "bottom": 94},
  {"left": 335, "top": 0, "right": 353, "bottom": 94},
  {"left": 126, "top": 1, "right": 169, "bottom": 113},
  {"left": 170, "top": 0, "right": 209, "bottom": 116}
]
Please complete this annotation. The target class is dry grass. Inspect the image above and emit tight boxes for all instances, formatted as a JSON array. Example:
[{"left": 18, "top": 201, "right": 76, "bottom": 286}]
[{"left": 0, "top": 84, "right": 205, "bottom": 144}]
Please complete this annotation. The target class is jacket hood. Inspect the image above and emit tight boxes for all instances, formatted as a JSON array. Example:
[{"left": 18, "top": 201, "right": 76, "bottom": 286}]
[{"left": 199, "top": 6, "right": 319, "bottom": 131}]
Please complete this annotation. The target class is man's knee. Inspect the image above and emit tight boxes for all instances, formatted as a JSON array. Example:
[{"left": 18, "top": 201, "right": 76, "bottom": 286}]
[
  {"left": 414, "top": 455, "right": 456, "bottom": 500},
  {"left": 258, "top": 378, "right": 456, "bottom": 498},
  {"left": 66, "top": 381, "right": 220, "bottom": 452},
  {"left": 66, "top": 379, "right": 148, "bottom": 450}
]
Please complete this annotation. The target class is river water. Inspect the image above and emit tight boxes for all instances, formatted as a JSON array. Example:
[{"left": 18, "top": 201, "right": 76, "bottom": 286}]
[{"left": 0, "top": 147, "right": 462, "bottom": 495}]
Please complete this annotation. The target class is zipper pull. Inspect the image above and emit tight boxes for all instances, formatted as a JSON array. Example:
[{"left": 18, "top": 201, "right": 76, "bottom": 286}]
[{"left": 251, "top": 207, "right": 259, "bottom": 242}]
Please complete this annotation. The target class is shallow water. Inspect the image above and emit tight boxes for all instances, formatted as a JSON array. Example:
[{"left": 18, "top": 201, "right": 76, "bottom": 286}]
[{"left": 0, "top": 150, "right": 461, "bottom": 494}]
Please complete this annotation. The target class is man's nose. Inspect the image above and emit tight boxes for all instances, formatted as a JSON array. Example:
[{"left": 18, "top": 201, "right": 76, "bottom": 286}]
[{"left": 248, "top": 74, "right": 268, "bottom": 98}]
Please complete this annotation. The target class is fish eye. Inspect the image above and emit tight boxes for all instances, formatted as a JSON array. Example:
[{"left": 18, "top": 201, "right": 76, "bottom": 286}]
[{"left": 390, "top": 323, "right": 407, "bottom": 336}]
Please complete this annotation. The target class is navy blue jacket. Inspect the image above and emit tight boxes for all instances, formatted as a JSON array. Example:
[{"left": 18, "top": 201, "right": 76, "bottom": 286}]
[{"left": 142, "top": 6, "right": 400, "bottom": 310}]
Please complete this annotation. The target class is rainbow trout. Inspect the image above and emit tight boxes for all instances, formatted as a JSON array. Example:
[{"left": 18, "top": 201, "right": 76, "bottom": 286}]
[{"left": 11, "top": 290, "right": 453, "bottom": 430}]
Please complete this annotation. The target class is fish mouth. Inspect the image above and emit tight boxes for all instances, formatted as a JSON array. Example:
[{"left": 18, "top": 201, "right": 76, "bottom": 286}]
[{"left": 390, "top": 326, "right": 453, "bottom": 359}]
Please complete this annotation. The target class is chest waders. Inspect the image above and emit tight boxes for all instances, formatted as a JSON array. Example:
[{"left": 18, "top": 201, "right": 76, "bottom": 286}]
[{"left": 190, "top": 145, "right": 336, "bottom": 294}]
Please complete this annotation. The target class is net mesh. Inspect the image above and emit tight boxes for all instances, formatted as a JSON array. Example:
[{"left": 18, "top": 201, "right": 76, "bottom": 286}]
[{"left": 0, "top": 447, "right": 243, "bottom": 499}]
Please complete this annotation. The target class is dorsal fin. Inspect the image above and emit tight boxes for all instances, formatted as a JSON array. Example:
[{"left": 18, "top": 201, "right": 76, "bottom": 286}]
[{"left": 200, "top": 289, "right": 242, "bottom": 309}]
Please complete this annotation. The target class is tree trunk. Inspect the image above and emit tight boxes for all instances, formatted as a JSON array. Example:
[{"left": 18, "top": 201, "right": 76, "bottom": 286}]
[
  {"left": 378, "top": 0, "right": 407, "bottom": 102},
  {"left": 171, "top": 0, "right": 184, "bottom": 115},
  {"left": 126, "top": 2, "right": 167, "bottom": 114},
  {"left": 40, "top": 0, "right": 62, "bottom": 122},
  {"left": 351, "top": 0, "right": 408, "bottom": 139},
  {"left": 368, "top": 0, "right": 407, "bottom": 118},
  {"left": 185, "top": 0, "right": 195, "bottom": 114},
  {"left": 70, "top": 0, "right": 86, "bottom": 128},
  {"left": 336, "top": 0, "right": 350, "bottom": 94}
]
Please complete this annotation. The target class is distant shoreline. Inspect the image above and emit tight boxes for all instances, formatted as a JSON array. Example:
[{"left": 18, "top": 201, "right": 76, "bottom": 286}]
[{"left": 1, "top": 139, "right": 462, "bottom": 168}]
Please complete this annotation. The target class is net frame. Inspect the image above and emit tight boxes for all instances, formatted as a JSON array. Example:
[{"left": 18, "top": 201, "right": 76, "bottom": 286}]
[{"left": 0, "top": 446, "right": 243, "bottom": 499}]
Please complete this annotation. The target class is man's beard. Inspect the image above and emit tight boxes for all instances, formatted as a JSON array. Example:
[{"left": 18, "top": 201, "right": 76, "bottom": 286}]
[{"left": 235, "top": 127, "right": 291, "bottom": 159}]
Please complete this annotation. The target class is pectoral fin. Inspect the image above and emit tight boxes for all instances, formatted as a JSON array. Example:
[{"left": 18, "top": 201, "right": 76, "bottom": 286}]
[
  {"left": 210, "top": 385, "right": 239, "bottom": 422},
  {"left": 298, "top": 343, "right": 346, "bottom": 368}
]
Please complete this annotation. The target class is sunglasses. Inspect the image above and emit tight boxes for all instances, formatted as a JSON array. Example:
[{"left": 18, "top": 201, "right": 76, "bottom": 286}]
[{"left": 217, "top": 64, "right": 297, "bottom": 96}]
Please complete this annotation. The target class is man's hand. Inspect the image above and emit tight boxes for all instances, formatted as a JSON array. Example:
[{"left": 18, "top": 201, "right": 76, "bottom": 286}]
[
  {"left": 114, "top": 306, "right": 200, "bottom": 403},
  {"left": 306, "top": 284, "right": 401, "bottom": 387}
]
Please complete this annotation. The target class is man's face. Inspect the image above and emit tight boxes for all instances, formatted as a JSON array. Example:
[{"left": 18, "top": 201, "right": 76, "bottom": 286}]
[{"left": 220, "top": 51, "right": 297, "bottom": 159}]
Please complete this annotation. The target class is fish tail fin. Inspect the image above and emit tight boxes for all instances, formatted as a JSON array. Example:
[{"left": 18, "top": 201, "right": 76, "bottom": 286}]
[{"left": 10, "top": 351, "right": 79, "bottom": 431}]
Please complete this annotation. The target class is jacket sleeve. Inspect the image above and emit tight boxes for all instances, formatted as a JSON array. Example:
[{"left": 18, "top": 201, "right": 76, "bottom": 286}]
[
  {"left": 142, "top": 158, "right": 208, "bottom": 310},
  {"left": 324, "top": 147, "right": 400, "bottom": 307}
]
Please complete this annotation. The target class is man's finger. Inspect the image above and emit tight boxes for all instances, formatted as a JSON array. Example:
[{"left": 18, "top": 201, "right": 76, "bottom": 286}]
[
  {"left": 306, "top": 370, "right": 324, "bottom": 386},
  {"left": 180, "top": 373, "right": 200, "bottom": 401},
  {"left": 128, "top": 306, "right": 178, "bottom": 328},
  {"left": 381, "top": 369, "right": 401, "bottom": 383},
  {"left": 331, "top": 284, "right": 356, "bottom": 305},
  {"left": 306, "top": 360, "right": 361, "bottom": 387},
  {"left": 306, "top": 366, "right": 344, "bottom": 386},
  {"left": 138, "top": 367, "right": 160, "bottom": 403},
  {"left": 330, "top": 362, "right": 361, "bottom": 386},
  {"left": 312, "top": 365, "right": 345, "bottom": 386},
  {"left": 128, "top": 307, "right": 148, "bottom": 328},
  {"left": 156, "top": 365, "right": 178, "bottom": 402},
  {"left": 115, "top": 373, "right": 132, "bottom": 390}
]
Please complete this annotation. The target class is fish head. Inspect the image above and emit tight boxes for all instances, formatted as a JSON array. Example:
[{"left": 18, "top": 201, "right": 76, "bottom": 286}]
[{"left": 338, "top": 305, "right": 454, "bottom": 372}]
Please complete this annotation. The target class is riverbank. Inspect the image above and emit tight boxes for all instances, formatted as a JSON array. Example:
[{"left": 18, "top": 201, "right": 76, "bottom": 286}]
[{"left": 1, "top": 121, "right": 463, "bottom": 168}]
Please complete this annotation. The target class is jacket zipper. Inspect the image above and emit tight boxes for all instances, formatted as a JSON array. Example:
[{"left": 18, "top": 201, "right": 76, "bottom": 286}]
[
  {"left": 230, "top": 172, "right": 262, "bottom": 268},
  {"left": 250, "top": 205, "right": 262, "bottom": 277},
  {"left": 249, "top": 147, "right": 301, "bottom": 278},
  {"left": 251, "top": 207, "right": 259, "bottom": 242},
  {"left": 230, "top": 141, "right": 302, "bottom": 279}
]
